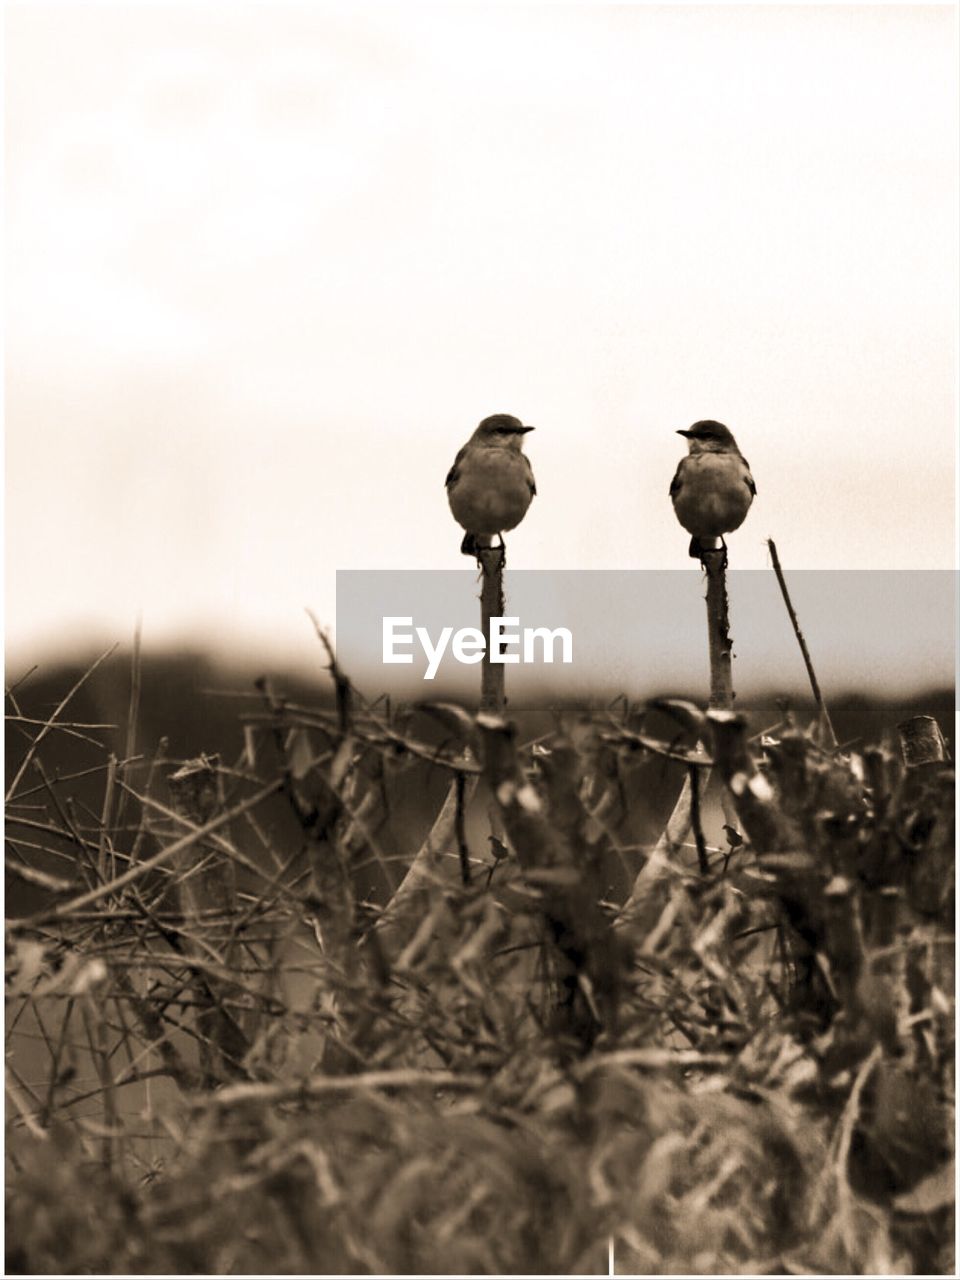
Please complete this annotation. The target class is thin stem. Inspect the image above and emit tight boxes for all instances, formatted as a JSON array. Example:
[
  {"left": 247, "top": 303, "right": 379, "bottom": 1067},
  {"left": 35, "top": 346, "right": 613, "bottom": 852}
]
[
  {"left": 6, "top": 644, "right": 118, "bottom": 802},
  {"left": 454, "top": 771, "right": 471, "bottom": 885},
  {"left": 688, "top": 763, "right": 709, "bottom": 875},
  {"left": 114, "top": 615, "right": 142, "bottom": 838},
  {"left": 702, "top": 548, "right": 733, "bottom": 710},
  {"left": 478, "top": 542, "right": 506, "bottom": 714},
  {"left": 12, "top": 780, "right": 283, "bottom": 928},
  {"left": 767, "top": 539, "right": 837, "bottom": 747}
]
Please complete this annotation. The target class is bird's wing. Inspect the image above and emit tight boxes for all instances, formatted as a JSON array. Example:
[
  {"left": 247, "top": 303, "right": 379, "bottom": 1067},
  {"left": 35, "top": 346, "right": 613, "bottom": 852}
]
[
  {"left": 445, "top": 445, "right": 468, "bottom": 489},
  {"left": 524, "top": 454, "right": 537, "bottom": 497},
  {"left": 669, "top": 459, "right": 685, "bottom": 498},
  {"left": 742, "top": 457, "right": 757, "bottom": 496}
]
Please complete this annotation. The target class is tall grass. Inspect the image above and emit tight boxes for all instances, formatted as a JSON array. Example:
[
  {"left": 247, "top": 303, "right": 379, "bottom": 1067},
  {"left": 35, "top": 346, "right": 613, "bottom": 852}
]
[{"left": 4, "top": 598, "right": 955, "bottom": 1273}]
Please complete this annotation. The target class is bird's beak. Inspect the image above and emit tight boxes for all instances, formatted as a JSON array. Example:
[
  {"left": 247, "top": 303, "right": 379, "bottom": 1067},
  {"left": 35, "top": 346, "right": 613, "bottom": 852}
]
[
  {"left": 676, "top": 429, "right": 692, "bottom": 438},
  {"left": 519, "top": 425, "right": 535, "bottom": 433}
]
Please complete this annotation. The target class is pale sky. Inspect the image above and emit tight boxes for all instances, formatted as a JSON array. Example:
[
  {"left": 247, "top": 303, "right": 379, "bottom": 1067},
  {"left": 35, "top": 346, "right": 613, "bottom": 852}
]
[{"left": 5, "top": 3, "right": 957, "bottom": 675}]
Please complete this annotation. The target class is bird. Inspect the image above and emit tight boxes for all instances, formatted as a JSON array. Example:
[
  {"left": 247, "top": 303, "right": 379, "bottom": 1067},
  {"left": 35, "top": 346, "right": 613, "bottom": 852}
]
[
  {"left": 446, "top": 414, "right": 536, "bottom": 558},
  {"left": 670, "top": 420, "right": 756, "bottom": 561}
]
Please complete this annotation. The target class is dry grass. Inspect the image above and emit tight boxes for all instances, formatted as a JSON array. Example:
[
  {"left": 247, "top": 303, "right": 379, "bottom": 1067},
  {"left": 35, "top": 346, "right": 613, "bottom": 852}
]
[{"left": 4, "top": 640, "right": 955, "bottom": 1274}]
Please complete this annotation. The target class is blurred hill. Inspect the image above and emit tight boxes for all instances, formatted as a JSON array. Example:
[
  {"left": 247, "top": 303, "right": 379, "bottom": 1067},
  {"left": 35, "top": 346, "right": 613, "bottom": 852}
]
[
  {"left": 6, "top": 647, "right": 953, "bottom": 767},
  {"left": 5, "top": 647, "right": 953, "bottom": 919}
]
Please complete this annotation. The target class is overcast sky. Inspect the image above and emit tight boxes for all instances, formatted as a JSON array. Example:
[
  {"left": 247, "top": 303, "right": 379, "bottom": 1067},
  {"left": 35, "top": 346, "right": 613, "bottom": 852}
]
[{"left": 5, "top": 3, "right": 957, "bottom": 679}]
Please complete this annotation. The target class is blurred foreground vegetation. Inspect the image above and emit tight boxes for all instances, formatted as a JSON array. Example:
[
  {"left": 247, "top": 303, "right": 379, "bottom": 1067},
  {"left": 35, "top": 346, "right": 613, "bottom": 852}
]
[{"left": 4, "top": 650, "right": 955, "bottom": 1274}]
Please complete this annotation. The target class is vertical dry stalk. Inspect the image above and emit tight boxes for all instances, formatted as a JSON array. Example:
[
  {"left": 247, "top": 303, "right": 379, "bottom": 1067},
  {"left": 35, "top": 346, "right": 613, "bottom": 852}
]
[
  {"left": 767, "top": 539, "right": 837, "bottom": 747},
  {"left": 97, "top": 753, "right": 118, "bottom": 883},
  {"left": 130, "top": 736, "right": 168, "bottom": 862},
  {"left": 168, "top": 756, "right": 247, "bottom": 1083},
  {"left": 622, "top": 549, "right": 734, "bottom": 911},
  {"left": 702, "top": 548, "right": 734, "bottom": 711},
  {"left": 477, "top": 542, "right": 507, "bottom": 714},
  {"left": 687, "top": 762, "right": 709, "bottom": 875},
  {"left": 454, "top": 770, "right": 471, "bottom": 884},
  {"left": 113, "top": 615, "right": 142, "bottom": 840},
  {"left": 636, "top": 549, "right": 731, "bottom": 889},
  {"left": 477, "top": 540, "right": 508, "bottom": 860}
]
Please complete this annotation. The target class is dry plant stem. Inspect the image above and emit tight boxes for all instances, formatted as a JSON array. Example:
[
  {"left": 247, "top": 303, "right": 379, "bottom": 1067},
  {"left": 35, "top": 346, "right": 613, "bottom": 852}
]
[
  {"left": 207, "top": 1067, "right": 486, "bottom": 1109},
  {"left": 767, "top": 538, "right": 837, "bottom": 747},
  {"left": 97, "top": 753, "right": 118, "bottom": 883},
  {"left": 477, "top": 539, "right": 510, "bottom": 859},
  {"left": 12, "top": 780, "right": 283, "bottom": 928},
  {"left": 168, "top": 757, "right": 247, "bottom": 1083},
  {"left": 109, "top": 969, "right": 201, "bottom": 1092},
  {"left": 688, "top": 763, "right": 709, "bottom": 875},
  {"left": 81, "top": 998, "right": 117, "bottom": 1168},
  {"left": 306, "top": 609, "right": 353, "bottom": 733},
  {"left": 702, "top": 547, "right": 734, "bottom": 710},
  {"left": 478, "top": 541, "right": 506, "bottom": 715},
  {"left": 621, "top": 550, "right": 732, "bottom": 910},
  {"left": 130, "top": 736, "right": 168, "bottom": 862},
  {"left": 114, "top": 615, "right": 142, "bottom": 838},
  {"left": 455, "top": 771, "right": 471, "bottom": 884},
  {"left": 5, "top": 642, "right": 118, "bottom": 802},
  {"left": 32, "top": 759, "right": 101, "bottom": 883}
]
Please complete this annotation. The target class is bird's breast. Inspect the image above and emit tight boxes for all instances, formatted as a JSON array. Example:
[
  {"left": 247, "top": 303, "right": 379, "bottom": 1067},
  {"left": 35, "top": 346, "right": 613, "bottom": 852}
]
[
  {"left": 672, "top": 452, "right": 754, "bottom": 537},
  {"left": 447, "top": 448, "right": 534, "bottom": 535}
]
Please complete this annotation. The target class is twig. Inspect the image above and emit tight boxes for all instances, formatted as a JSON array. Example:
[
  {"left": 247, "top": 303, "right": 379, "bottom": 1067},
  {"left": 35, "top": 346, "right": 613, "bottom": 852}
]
[
  {"left": 306, "top": 610, "right": 353, "bottom": 734},
  {"left": 114, "top": 614, "right": 142, "bottom": 837},
  {"left": 168, "top": 756, "right": 247, "bottom": 1083},
  {"left": 11, "top": 780, "right": 283, "bottom": 928},
  {"left": 207, "top": 1067, "right": 486, "bottom": 1109},
  {"left": 576, "top": 1047, "right": 729, "bottom": 1074},
  {"left": 6, "top": 643, "right": 118, "bottom": 802},
  {"left": 454, "top": 771, "right": 471, "bottom": 885},
  {"left": 688, "top": 763, "right": 709, "bottom": 875},
  {"left": 97, "top": 753, "right": 118, "bottom": 882},
  {"left": 767, "top": 539, "right": 837, "bottom": 747},
  {"left": 6, "top": 664, "right": 39, "bottom": 697},
  {"left": 130, "top": 736, "right": 169, "bottom": 861}
]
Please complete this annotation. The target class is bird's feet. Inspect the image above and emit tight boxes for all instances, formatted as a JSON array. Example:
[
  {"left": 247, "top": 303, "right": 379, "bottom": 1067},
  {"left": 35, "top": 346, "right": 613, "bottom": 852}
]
[
  {"left": 461, "top": 532, "right": 507, "bottom": 569},
  {"left": 691, "top": 536, "right": 728, "bottom": 570}
]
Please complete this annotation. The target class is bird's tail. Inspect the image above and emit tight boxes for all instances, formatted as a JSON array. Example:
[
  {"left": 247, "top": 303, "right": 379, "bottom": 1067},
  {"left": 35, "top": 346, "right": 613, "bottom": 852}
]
[{"left": 689, "top": 535, "right": 724, "bottom": 560}]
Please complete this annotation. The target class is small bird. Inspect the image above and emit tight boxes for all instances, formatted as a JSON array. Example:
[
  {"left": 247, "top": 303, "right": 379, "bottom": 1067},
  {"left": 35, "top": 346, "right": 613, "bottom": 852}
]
[
  {"left": 670, "top": 420, "right": 756, "bottom": 560},
  {"left": 446, "top": 414, "right": 536, "bottom": 557}
]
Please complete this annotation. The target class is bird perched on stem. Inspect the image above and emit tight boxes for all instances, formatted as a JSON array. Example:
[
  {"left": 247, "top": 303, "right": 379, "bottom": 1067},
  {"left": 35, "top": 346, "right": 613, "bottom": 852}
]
[
  {"left": 670, "top": 421, "right": 756, "bottom": 562},
  {"left": 446, "top": 414, "right": 536, "bottom": 558}
]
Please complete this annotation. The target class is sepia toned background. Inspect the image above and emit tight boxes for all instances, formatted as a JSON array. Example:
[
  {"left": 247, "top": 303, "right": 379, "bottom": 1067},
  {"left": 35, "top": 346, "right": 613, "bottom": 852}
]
[
  {"left": 5, "top": 2, "right": 957, "bottom": 688},
  {"left": 4, "top": 12, "right": 956, "bottom": 1273}
]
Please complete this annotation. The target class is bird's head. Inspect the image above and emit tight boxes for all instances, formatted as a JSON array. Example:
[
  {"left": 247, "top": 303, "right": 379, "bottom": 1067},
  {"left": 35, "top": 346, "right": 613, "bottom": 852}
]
[
  {"left": 472, "top": 414, "right": 535, "bottom": 450},
  {"left": 677, "top": 420, "right": 739, "bottom": 454}
]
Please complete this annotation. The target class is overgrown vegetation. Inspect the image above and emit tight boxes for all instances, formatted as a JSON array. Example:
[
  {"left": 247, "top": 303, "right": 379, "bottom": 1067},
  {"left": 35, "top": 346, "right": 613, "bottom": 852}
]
[{"left": 4, "top": 626, "right": 955, "bottom": 1273}]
